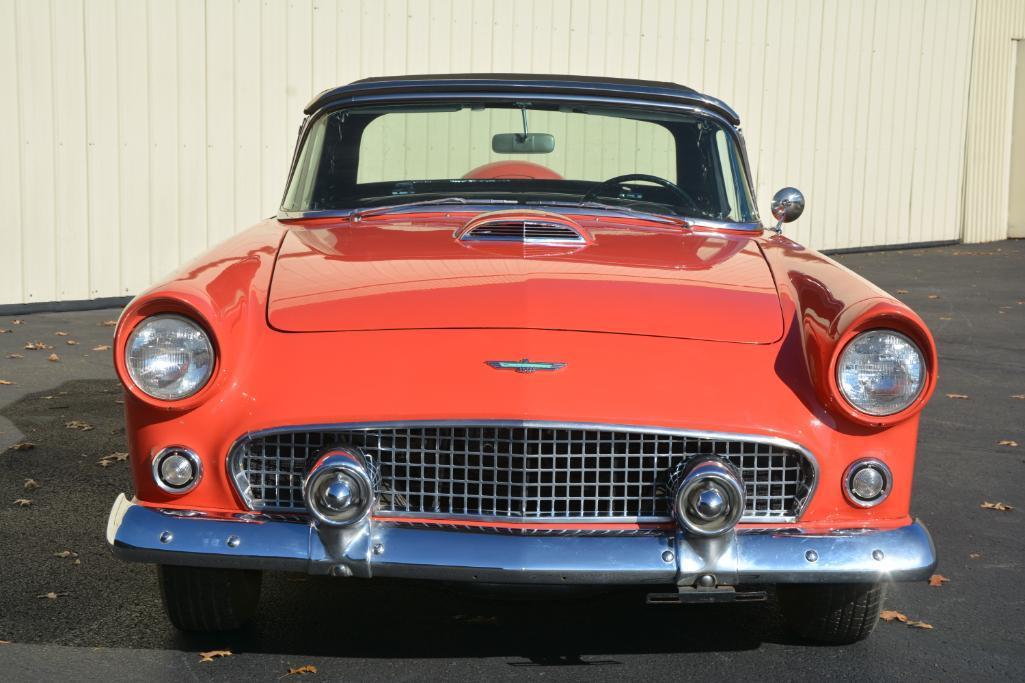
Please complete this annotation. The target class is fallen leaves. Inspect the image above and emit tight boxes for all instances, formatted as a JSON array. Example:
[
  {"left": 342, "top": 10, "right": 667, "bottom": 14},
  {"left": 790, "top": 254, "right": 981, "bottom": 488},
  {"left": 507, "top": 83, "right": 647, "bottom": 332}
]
[
  {"left": 927, "top": 294, "right": 940, "bottom": 299},
  {"left": 24, "top": 341, "right": 54, "bottom": 350},
  {"left": 36, "top": 592, "right": 67, "bottom": 600},
  {"left": 1011, "top": 395, "right": 1025, "bottom": 400},
  {"left": 880, "top": 610, "right": 933, "bottom": 629},
  {"left": 23, "top": 479, "right": 40, "bottom": 491},
  {"left": 981, "top": 501, "right": 1014, "bottom": 511},
  {"left": 65, "top": 340, "right": 79, "bottom": 346},
  {"left": 7, "top": 353, "right": 24, "bottom": 359},
  {"left": 92, "top": 344, "right": 111, "bottom": 351},
  {"left": 13, "top": 499, "right": 32, "bottom": 507},
  {"left": 53, "top": 550, "right": 81, "bottom": 565},
  {"left": 8, "top": 442, "right": 35, "bottom": 451},
  {"left": 0, "top": 328, "right": 11, "bottom": 333},
  {"left": 283, "top": 665, "right": 318, "bottom": 677},
  {"left": 997, "top": 440, "right": 1019, "bottom": 447},
  {"left": 55, "top": 331, "right": 69, "bottom": 336},
  {"left": 101, "top": 320, "right": 117, "bottom": 327},
  {"left": 938, "top": 315, "right": 953, "bottom": 320},
  {"left": 928, "top": 574, "right": 949, "bottom": 587},
  {"left": 969, "top": 552, "right": 981, "bottom": 559},
  {"left": 97, "top": 452, "right": 129, "bottom": 467},
  {"left": 895, "top": 289, "right": 910, "bottom": 294},
  {"left": 47, "top": 353, "right": 60, "bottom": 362},
  {"left": 12, "top": 319, "right": 24, "bottom": 325},
  {"left": 65, "top": 420, "right": 94, "bottom": 431},
  {"left": 0, "top": 379, "right": 14, "bottom": 385},
  {"left": 944, "top": 393, "right": 969, "bottom": 400},
  {"left": 199, "top": 650, "right": 233, "bottom": 663}
]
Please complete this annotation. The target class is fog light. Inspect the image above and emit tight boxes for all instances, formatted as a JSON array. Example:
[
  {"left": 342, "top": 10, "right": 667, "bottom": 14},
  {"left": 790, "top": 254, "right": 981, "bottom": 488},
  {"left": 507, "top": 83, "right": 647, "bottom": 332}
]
[
  {"left": 671, "top": 457, "right": 745, "bottom": 536},
  {"left": 152, "top": 447, "right": 202, "bottom": 494},
  {"left": 304, "top": 449, "right": 374, "bottom": 527},
  {"left": 843, "top": 459, "right": 892, "bottom": 507}
]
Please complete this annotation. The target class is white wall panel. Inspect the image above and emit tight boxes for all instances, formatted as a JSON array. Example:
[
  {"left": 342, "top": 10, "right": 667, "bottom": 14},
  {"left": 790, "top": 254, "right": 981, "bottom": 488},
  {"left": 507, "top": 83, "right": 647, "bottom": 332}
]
[{"left": 0, "top": 0, "right": 1014, "bottom": 306}]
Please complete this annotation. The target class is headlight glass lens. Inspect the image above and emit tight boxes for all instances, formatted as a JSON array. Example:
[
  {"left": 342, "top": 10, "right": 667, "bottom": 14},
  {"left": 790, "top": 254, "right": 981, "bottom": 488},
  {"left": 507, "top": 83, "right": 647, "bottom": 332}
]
[
  {"left": 126, "top": 315, "right": 213, "bottom": 400},
  {"left": 837, "top": 330, "right": 925, "bottom": 415}
]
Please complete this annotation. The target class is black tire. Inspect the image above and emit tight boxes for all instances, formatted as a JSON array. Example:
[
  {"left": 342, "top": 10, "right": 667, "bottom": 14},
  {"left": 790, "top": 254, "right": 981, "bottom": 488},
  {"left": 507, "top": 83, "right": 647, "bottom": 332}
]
[
  {"left": 777, "top": 583, "right": 885, "bottom": 644},
  {"left": 158, "top": 565, "right": 262, "bottom": 632}
]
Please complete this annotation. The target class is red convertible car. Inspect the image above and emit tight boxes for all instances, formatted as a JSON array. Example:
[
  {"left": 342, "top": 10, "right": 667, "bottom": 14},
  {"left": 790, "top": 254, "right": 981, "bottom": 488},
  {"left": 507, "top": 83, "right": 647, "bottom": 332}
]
[{"left": 106, "top": 74, "right": 937, "bottom": 644}]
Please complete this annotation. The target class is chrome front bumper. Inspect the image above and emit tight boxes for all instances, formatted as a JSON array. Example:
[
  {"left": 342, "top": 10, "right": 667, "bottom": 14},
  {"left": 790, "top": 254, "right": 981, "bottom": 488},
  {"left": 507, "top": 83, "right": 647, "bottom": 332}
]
[{"left": 105, "top": 493, "right": 936, "bottom": 584}]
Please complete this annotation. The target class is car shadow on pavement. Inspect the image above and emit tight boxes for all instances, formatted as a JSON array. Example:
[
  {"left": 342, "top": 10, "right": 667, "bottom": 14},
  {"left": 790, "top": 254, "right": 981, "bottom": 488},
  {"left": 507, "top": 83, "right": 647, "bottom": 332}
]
[{"left": 1, "top": 379, "right": 802, "bottom": 660}]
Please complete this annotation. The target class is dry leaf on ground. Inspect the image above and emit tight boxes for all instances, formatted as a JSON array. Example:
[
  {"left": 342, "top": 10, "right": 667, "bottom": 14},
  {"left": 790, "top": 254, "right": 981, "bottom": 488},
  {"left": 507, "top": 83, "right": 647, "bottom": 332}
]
[
  {"left": 47, "top": 353, "right": 60, "bottom": 362},
  {"left": 9, "top": 442, "right": 35, "bottom": 451},
  {"left": 65, "top": 420, "right": 94, "bottom": 431},
  {"left": 36, "top": 592, "right": 67, "bottom": 600},
  {"left": 895, "top": 289, "right": 910, "bottom": 294},
  {"left": 0, "top": 640, "right": 9, "bottom": 644},
  {"left": 199, "top": 650, "right": 233, "bottom": 663},
  {"left": 1011, "top": 395, "right": 1025, "bottom": 400},
  {"left": 66, "top": 340, "right": 79, "bottom": 345},
  {"left": 969, "top": 553, "right": 981, "bottom": 559},
  {"left": 53, "top": 550, "right": 79, "bottom": 560},
  {"left": 23, "top": 479, "right": 40, "bottom": 491},
  {"left": 24, "top": 342, "right": 54, "bottom": 350},
  {"left": 880, "top": 610, "right": 908, "bottom": 623},
  {"left": 283, "top": 665, "right": 318, "bottom": 677},
  {"left": 939, "top": 315, "right": 953, "bottom": 320},
  {"left": 997, "top": 440, "right": 1019, "bottom": 447},
  {"left": 92, "top": 344, "right": 111, "bottom": 351},
  {"left": 97, "top": 452, "right": 129, "bottom": 467},
  {"left": 981, "top": 501, "right": 1014, "bottom": 511},
  {"left": 55, "top": 331, "right": 69, "bottom": 336},
  {"left": 927, "top": 294, "right": 940, "bottom": 299},
  {"left": 928, "top": 574, "right": 949, "bottom": 587},
  {"left": 7, "top": 353, "right": 24, "bottom": 359},
  {"left": 907, "top": 620, "right": 934, "bottom": 629},
  {"left": 945, "top": 393, "right": 969, "bottom": 400},
  {"left": 101, "top": 320, "right": 117, "bottom": 327},
  {"left": 12, "top": 319, "right": 24, "bottom": 325},
  {"left": 0, "top": 379, "right": 14, "bottom": 385},
  {"left": 13, "top": 499, "right": 32, "bottom": 507},
  {"left": 0, "top": 328, "right": 11, "bottom": 333}
]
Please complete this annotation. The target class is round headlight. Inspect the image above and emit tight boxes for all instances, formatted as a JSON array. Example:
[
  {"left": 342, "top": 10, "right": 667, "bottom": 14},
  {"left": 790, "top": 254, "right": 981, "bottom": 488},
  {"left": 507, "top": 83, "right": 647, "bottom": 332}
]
[
  {"left": 126, "top": 314, "right": 214, "bottom": 400},
  {"left": 836, "top": 330, "right": 925, "bottom": 416}
]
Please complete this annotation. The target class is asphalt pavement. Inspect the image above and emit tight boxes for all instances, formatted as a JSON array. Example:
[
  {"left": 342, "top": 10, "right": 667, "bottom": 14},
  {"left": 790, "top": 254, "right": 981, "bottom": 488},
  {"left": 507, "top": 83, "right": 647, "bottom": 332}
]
[{"left": 1, "top": 240, "right": 1023, "bottom": 681}]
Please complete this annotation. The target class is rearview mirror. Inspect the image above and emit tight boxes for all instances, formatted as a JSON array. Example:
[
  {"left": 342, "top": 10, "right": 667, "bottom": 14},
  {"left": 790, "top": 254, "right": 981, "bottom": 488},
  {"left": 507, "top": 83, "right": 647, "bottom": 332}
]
[
  {"left": 492, "top": 133, "right": 555, "bottom": 154},
  {"left": 770, "top": 187, "right": 805, "bottom": 234}
]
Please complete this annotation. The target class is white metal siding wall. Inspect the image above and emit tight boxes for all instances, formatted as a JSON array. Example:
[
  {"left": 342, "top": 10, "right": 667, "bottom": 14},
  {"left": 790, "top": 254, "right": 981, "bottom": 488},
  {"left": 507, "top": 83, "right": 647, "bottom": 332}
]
[
  {"left": 963, "top": 0, "right": 1025, "bottom": 243},
  {"left": 0, "top": 0, "right": 990, "bottom": 306}
]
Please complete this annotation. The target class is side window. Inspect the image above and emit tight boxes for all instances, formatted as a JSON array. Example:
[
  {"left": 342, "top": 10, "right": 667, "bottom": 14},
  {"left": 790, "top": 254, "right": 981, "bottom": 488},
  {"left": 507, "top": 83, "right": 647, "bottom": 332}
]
[
  {"left": 282, "top": 118, "right": 327, "bottom": 211},
  {"left": 714, "top": 130, "right": 741, "bottom": 221}
]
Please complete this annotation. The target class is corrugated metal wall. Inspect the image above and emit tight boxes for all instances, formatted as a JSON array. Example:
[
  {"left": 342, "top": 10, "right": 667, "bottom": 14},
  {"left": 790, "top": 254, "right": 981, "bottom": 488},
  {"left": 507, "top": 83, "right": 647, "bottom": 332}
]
[
  {"left": 963, "top": 0, "right": 1025, "bottom": 243},
  {"left": 0, "top": 0, "right": 1006, "bottom": 307}
]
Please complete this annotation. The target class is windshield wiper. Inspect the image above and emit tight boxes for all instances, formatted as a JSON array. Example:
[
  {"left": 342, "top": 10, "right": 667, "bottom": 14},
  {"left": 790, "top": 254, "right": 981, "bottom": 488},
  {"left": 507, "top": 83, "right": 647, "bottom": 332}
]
[
  {"left": 524, "top": 200, "right": 690, "bottom": 227},
  {"left": 351, "top": 197, "right": 517, "bottom": 221}
]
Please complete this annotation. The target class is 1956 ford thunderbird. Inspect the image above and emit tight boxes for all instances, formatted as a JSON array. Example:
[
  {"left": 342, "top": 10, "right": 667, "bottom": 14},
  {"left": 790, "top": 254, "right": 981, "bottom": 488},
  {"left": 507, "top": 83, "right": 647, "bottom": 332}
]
[{"left": 106, "top": 74, "right": 937, "bottom": 644}]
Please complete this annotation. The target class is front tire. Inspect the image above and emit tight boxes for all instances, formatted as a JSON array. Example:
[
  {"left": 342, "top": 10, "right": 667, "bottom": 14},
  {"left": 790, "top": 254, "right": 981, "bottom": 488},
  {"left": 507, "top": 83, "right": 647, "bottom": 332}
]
[
  {"left": 777, "top": 583, "right": 884, "bottom": 644},
  {"left": 158, "top": 565, "right": 262, "bottom": 632}
]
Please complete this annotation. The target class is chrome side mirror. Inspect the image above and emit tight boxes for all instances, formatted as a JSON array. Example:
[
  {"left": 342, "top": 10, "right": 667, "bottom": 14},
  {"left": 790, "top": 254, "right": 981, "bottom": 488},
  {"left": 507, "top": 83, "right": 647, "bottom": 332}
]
[{"left": 770, "top": 187, "right": 805, "bottom": 234}]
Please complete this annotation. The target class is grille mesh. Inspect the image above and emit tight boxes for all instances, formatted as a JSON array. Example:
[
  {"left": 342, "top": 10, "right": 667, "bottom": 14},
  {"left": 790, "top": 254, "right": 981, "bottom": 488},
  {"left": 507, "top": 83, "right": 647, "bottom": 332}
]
[{"left": 230, "top": 424, "right": 814, "bottom": 522}]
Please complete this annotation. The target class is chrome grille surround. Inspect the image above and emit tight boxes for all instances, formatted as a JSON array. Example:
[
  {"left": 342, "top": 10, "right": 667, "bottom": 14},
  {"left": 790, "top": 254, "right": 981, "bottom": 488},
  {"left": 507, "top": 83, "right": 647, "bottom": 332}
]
[{"left": 228, "top": 422, "right": 817, "bottom": 524}]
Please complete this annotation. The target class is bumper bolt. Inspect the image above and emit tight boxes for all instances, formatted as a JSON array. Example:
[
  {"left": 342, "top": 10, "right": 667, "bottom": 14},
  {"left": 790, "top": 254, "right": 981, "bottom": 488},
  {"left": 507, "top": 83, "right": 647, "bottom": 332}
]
[
  {"left": 661, "top": 550, "right": 675, "bottom": 563},
  {"left": 226, "top": 535, "right": 240, "bottom": 548},
  {"left": 805, "top": 549, "right": 818, "bottom": 563},
  {"left": 159, "top": 531, "right": 173, "bottom": 544},
  {"left": 872, "top": 549, "right": 884, "bottom": 561},
  {"left": 697, "top": 574, "right": 716, "bottom": 588},
  {"left": 373, "top": 543, "right": 384, "bottom": 555}
]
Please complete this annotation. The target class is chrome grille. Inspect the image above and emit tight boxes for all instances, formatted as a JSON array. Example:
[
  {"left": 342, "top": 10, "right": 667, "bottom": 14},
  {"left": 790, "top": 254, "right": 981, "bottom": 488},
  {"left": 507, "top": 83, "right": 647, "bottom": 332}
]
[
  {"left": 460, "top": 220, "right": 586, "bottom": 244},
  {"left": 229, "top": 423, "right": 815, "bottom": 522}
]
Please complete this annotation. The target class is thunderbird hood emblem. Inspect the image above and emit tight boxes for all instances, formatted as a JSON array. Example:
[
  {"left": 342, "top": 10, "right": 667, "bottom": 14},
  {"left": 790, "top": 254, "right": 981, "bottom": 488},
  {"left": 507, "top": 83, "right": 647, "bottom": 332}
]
[{"left": 485, "top": 359, "right": 566, "bottom": 374}]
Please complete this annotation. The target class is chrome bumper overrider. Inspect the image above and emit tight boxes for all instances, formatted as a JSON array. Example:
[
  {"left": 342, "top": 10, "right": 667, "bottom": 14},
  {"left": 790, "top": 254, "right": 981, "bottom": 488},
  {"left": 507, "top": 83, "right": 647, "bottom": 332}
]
[{"left": 105, "top": 494, "right": 936, "bottom": 584}]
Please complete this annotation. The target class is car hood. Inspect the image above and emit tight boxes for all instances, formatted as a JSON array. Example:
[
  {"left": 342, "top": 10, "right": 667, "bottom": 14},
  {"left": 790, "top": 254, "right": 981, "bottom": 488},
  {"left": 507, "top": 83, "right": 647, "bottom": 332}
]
[{"left": 267, "top": 215, "right": 783, "bottom": 343}]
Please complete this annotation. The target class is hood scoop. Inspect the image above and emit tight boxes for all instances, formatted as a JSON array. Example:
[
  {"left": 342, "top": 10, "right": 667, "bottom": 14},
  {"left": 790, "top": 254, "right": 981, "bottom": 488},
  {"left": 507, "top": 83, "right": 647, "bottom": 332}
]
[{"left": 456, "top": 210, "right": 591, "bottom": 245}]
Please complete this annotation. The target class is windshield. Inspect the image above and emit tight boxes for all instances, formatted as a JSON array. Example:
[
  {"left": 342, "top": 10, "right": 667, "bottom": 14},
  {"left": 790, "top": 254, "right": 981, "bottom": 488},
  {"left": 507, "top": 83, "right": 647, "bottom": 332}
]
[{"left": 282, "top": 102, "right": 757, "bottom": 223}]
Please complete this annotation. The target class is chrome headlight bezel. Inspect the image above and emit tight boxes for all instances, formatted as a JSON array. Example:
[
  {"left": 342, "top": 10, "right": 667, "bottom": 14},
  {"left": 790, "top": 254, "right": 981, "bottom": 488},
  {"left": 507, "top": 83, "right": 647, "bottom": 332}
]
[
  {"left": 125, "top": 314, "right": 215, "bottom": 401},
  {"left": 836, "top": 329, "right": 926, "bottom": 416}
]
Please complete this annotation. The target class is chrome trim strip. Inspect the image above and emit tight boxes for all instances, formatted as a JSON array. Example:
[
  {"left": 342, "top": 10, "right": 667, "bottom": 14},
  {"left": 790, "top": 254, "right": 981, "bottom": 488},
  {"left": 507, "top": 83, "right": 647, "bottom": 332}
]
[
  {"left": 106, "top": 494, "right": 936, "bottom": 584},
  {"left": 225, "top": 420, "right": 819, "bottom": 523}
]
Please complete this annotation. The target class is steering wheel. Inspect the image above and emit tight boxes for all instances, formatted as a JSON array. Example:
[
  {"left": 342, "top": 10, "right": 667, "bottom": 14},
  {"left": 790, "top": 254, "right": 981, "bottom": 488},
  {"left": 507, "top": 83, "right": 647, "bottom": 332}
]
[{"left": 582, "top": 173, "right": 697, "bottom": 210}]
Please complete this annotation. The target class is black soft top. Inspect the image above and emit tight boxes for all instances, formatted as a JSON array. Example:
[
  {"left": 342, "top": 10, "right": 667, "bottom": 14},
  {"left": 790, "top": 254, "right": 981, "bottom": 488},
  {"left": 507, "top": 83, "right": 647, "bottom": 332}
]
[{"left": 304, "top": 73, "right": 740, "bottom": 125}]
